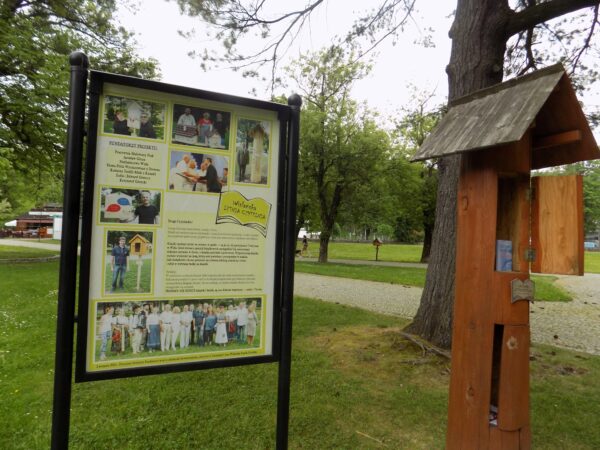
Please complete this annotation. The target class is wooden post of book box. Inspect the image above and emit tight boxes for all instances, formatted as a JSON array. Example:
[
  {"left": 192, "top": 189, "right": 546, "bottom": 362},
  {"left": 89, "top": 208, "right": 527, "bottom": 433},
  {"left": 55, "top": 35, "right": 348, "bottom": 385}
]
[
  {"left": 448, "top": 137, "right": 533, "bottom": 449},
  {"left": 410, "top": 65, "right": 600, "bottom": 450}
]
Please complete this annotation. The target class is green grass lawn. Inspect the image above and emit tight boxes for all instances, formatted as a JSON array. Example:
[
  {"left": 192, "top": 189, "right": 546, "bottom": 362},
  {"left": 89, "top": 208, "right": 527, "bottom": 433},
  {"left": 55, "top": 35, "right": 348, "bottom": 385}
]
[
  {"left": 296, "top": 261, "right": 572, "bottom": 302},
  {"left": 586, "top": 251, "right": 600, "bottom": 273},
  {"left": 303, "top": 240, "right": 424, "bottom": 262},
  {"left": 104, "top": 256, "right": 153, "bottom": 295},
  {"left": 296, "top": 260, "right": 428, "bottom": 287},
  {"left": 0, "top": 244, "right": 59, "bottom": 259},
  {"left": 2, "top": 260, "right": 600, "bottom": 449},
  {"left": 304, "top": 241, "right": 600, "bottom": 274}
]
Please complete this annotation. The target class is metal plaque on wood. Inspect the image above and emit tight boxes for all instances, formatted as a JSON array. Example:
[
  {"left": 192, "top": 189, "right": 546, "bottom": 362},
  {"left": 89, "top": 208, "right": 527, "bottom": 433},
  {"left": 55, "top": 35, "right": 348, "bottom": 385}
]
[{"left": 511, "top": 279, "right": 535, "bottom": 303}]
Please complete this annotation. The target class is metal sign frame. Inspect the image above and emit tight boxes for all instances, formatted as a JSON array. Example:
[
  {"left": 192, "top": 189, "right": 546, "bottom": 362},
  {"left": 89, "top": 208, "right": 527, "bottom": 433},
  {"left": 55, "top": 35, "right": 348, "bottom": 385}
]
[{"left": 52, "top": 52, "right": 300, "bottom": 450}]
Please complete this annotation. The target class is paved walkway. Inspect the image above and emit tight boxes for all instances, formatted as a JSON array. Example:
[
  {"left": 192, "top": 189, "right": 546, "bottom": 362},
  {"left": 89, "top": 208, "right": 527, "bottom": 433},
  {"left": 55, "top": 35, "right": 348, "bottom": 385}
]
[
  {"left": 0, "top": 238, "right": 62, "bottom": 251},
  {"left": 294, "top": 272, "right": 600, "bottom": 356}
]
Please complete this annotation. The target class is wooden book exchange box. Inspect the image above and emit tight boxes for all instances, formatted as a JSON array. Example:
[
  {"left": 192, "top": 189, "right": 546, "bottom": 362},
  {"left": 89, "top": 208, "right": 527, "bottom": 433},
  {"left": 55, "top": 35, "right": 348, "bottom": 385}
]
[{"left": 412, "top": 64, "right": 600, "bottom": 449}]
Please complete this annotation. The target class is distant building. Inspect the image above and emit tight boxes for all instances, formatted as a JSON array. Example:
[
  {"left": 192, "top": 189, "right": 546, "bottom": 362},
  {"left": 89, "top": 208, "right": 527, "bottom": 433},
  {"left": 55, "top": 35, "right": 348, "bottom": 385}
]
[{"left": 8, "top": 204, "right": 64, "bottom": 238}]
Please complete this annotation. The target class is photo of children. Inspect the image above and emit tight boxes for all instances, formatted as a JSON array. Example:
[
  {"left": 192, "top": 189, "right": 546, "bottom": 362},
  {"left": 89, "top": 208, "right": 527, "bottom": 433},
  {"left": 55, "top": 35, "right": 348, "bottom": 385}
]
[
  {"left": 100, "top": 188, "right": 161, "bottom": 225},
  {"left": 235, "top": 118, "right": 271, "bottom": 185},
  {"left": 104, "top": 230, "right": 154, "bottom": 295},
  {"left": 168, "top": 150, "right": 229, "bottom": 193},
  {"left": 172, "top": 104, "right": 231, "bottom": 149},
  {"left": 94, "top": 298, "right": 262, "bottom": 362},
  {"left": 102, "top": 95, "right": 166, "bottom": 140}
]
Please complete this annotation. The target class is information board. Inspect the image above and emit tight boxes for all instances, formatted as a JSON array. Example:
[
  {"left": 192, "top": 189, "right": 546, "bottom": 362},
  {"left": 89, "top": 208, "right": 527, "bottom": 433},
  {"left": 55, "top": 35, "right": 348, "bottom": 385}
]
[{"left": 75, "top": 72, "right": 292, "bottom": 381}]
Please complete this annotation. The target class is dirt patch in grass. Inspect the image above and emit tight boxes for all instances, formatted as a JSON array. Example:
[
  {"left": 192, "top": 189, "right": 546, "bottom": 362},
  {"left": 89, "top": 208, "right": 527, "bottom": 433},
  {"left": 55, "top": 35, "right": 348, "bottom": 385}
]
[
  {"left": 530, "top": 350, "right": 590, "bottom": 378},
  {"left": 308, "top": 325, "right": 450, "bottom": 389}
]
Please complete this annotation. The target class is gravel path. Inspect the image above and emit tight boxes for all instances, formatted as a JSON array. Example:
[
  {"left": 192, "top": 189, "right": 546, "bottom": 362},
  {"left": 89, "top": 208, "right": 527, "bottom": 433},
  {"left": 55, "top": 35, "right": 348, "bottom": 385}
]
[
  {"left": 530, "top": 274, "right": 600, "bottom": 355},
  {"left": 294, "top": 272, "right": 600, "bottom": 356}
]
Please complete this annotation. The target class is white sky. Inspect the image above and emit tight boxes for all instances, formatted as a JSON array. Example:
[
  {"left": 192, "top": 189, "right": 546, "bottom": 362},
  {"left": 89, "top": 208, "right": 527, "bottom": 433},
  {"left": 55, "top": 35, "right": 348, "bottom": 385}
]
[
  {"left": 117, "top": 0, "right": 454, "bottom": 114},
  {"left": 117, "top": 0, "right": 599, "bottom": 132}
]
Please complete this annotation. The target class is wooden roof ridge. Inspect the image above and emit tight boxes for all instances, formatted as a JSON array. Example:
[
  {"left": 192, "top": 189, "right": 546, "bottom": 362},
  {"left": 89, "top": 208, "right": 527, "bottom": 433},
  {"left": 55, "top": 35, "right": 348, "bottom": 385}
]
[
  {"left": 129, "top": 234, "right": 150, "bottom": 243},
  {"left": 411, "top": 63, "right": 599, "bottom": 168},
  {"left": 448, "top": 63, "right": 565, "bottom": 108}
]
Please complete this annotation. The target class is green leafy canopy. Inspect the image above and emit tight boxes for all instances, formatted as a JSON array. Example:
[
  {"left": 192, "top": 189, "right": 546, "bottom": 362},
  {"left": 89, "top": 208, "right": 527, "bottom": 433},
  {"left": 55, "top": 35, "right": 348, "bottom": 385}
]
[{"left": 0, "top": 0, "right": 160, "bottom": 222}]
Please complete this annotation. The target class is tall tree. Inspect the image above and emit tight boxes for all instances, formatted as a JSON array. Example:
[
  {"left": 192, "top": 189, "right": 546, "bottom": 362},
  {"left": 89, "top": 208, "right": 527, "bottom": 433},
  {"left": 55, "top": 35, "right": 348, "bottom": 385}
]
[
  {"left": 292, "top": 46, "right": 391, "bottom": 261},
  {"left": 176, "top": 0, "right": 600, "bottom": 347},
  {"left": 0, "top": 0, "right": 159, "bottom": 223},
  {"left": 394, "top": 95, "right": 443, "bottom": 261},
  {"left": 336, "top": 154, "right": 422, "bottom": 243}
]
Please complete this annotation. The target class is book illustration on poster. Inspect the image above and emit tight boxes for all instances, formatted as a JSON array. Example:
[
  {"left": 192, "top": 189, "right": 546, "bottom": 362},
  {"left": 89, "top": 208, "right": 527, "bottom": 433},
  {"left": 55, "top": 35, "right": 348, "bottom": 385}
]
[{"left": 216, "top": 191, "right": 271, "bottom": 237}]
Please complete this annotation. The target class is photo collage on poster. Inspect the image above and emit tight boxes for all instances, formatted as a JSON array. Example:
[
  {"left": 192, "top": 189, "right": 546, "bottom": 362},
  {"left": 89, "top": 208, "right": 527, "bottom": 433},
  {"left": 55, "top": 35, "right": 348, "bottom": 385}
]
[{"left": 84, "top": 84, "right": 280, "bottom": 374}]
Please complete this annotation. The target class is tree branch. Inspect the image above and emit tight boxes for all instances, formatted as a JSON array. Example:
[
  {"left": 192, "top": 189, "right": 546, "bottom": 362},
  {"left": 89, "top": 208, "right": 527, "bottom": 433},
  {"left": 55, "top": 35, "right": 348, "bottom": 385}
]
[
  {"left": 518, "top": 26, "right": 537, "bottom": 75},
  {"left": 570, "top": 4, "right": 599, "bottom": 73},
  {"left": 506, "top": 0, "right": 600, "bottom": 38}
]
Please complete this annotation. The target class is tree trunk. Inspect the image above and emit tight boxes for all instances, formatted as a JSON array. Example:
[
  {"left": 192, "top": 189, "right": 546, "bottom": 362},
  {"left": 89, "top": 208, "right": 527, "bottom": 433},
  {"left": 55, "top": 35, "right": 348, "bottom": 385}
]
[
  {"left": 318, "top": 231, "right": 330, "bottom": 262},
  {"left": 420, "top": 221, "right": 433, "bottom": 263},
  {"left": 406, "top": 0, "right": 509, "bottom": 348}
]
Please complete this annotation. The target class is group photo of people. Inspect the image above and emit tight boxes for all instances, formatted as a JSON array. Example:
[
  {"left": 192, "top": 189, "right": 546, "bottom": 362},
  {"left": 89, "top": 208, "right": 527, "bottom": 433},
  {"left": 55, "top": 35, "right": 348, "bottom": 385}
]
[
  {"left": 168, "top": 150, "right": 228, "bottom": 193},
  {"left": 94, "top": 298, "right": 262, "bottom": 361},
  {"left": 99, "top": 187, "right": 161, "bottom": 225},
  {"left": 103, "top": 95, "right": 166, "bottom": 140},
  {"left": 235, "top": 118, "right": 271, "bottom": 185},
  {"left": 104, "top": 230, "right": 154, "bottom": 296},
  {"left": 172, "top": 104, "right": 231, "bottom": 149}
]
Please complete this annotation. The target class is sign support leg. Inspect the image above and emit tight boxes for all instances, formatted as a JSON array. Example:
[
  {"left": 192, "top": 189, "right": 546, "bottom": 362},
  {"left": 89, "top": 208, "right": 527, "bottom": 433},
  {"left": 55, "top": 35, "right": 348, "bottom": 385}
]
[
  {"left": 275, "top": 94, "right": 302, "bottom": 450},
  {"left": 51, "top": 52, "right": 88, "bottom": 450}
]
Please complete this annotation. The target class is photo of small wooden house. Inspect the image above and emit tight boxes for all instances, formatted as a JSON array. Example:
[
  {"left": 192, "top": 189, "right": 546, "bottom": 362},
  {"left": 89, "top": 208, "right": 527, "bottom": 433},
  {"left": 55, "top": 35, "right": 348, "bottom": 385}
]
[{"left": 129, "top": 234, "right": 151, "bottom": 257}]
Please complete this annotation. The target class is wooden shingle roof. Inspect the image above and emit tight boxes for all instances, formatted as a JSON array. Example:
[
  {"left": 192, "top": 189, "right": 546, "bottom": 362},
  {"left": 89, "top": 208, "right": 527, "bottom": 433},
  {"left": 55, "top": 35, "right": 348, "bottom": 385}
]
[{"left": 412, "top": 64, "right": 599, "bottom": 169}]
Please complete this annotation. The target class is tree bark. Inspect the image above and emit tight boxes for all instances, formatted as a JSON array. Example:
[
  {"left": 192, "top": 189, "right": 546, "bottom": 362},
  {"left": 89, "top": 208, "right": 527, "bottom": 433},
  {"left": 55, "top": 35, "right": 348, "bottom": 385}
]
[
  {"left": 319, "top": 231, "right": 331, "bottom": 262},
  {"left": 406, "top": 0, "right": 510, "bottom": 348},
  {"left": 420, "top": 221, "right": 433, "bottom": 263}
]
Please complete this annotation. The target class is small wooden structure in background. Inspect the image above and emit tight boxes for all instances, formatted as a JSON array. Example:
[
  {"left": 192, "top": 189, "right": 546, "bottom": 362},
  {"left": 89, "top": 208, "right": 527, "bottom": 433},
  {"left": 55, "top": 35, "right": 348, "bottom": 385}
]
[
  {"left": 372, "top": 238, "right": 383, "bottom": 261},
  {"left": 413, "top": 64, "right": 599, "bottom": 449}
]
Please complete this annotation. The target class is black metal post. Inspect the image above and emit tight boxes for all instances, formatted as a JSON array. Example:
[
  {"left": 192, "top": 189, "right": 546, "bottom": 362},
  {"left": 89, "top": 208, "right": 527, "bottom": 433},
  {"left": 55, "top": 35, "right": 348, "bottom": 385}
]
[
  {"left": 276, "top": 94, "right": 302, "bottom": 450},
  {"left": 51, "top": 51, "right": 88, "bottom": 450}
]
